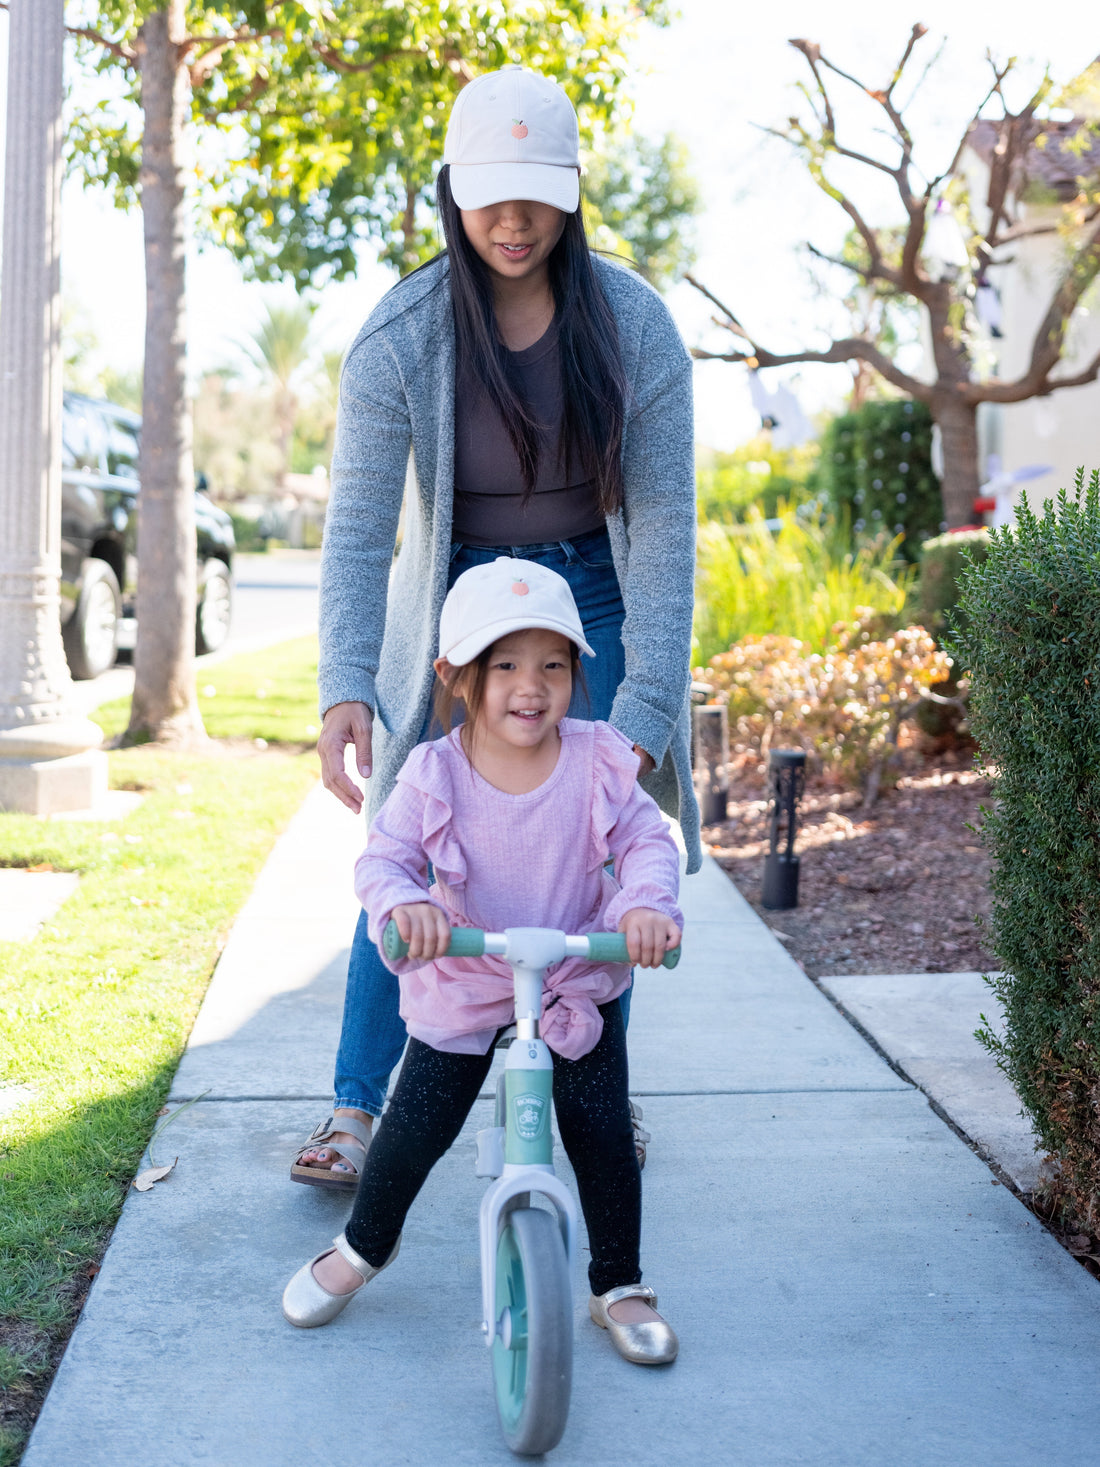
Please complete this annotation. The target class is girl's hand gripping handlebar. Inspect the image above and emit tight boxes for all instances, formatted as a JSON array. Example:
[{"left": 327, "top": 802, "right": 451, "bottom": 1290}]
[{"left": 382, "top": 920, "right": 681, "bottom": 970}]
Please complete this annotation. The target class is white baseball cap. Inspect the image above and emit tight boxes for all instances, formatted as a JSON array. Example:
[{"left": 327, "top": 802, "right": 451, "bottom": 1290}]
[
  {"left": 443, "top": 67, "right": 581, "bottom": 214},
  {"left": 438, "top": 557, "right": 595, "bottom": 667}
]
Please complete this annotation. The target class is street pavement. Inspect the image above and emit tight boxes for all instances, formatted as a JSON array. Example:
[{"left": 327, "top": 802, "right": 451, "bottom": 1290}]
[
  {"left": 67, "top": 550, "right": 321, "bottom": 716},
  {"left": 23, "top": 784, "right": 1100, "bottom": 1466}
]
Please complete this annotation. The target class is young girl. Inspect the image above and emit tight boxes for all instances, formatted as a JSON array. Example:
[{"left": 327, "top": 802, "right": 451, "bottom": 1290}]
[{"left": 283, "top": 557, "right": 683, "bottom": 1365}]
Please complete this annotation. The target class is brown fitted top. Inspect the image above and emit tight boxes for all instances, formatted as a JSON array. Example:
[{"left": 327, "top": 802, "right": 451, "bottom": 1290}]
[{"left": 451, "top": 320, "right": 605, "bottom": 548}]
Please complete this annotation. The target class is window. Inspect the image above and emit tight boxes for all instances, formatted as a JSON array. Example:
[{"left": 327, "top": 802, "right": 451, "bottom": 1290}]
[
  {"left": 61, "top": 402, "right": 103, "bottom": 473},
  {"left": 105, "top": 415, "right": 140, "bottom": 481}
]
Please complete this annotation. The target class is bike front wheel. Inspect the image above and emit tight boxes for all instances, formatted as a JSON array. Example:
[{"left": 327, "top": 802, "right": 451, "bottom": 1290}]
[{"left": 491, "top": 1206, "right": 573, "bottom": 1456}]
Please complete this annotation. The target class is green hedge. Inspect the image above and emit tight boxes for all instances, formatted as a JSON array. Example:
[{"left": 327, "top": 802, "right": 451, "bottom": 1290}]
[
  {"left": 919, "top": 528, "right": 991, "bottom": 638},
  {"left": 817, "top": 399, "right": 941, "bottom": 560},
  {"left": 954, "top": 471, "right": 1100, "bottom": 1224},
  {"left": 227, "top": 510, "right": 270, "bottom": 553}
]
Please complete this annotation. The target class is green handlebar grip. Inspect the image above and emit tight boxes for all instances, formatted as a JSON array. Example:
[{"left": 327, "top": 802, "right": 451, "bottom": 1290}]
[
  {"left": 585, "top": 932, "right": 681, "bottom": 970},
  {"left": 445, "top": 928, "right": 487, "bottom": 957},
  {"left": 382, "top": 920, "right": 679, "bottom": 968},
  {"left": 382, "top": 919, "right": 485, "bottom": 961}
]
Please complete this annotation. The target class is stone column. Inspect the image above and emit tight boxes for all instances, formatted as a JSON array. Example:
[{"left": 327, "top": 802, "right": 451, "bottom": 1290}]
[{"left": 0, "top": 0, "right": 106, "bottom": 814}]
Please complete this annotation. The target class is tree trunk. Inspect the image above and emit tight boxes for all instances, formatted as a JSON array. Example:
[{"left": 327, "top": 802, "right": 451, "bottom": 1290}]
[
  {"left": 127, "top": 4, "right": 204, "bottom": 744},
  {"left": 399, "top": 179, "right": 419, "bottom": 275},
  {"left": 932, "top": 393, "right": 982, "bottom": 530},
  {"left": 924, "top": 282, "right": 982, "bottom": 531}
]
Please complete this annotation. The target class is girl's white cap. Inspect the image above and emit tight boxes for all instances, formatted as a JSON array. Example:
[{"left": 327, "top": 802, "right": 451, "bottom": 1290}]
[
  {"left": 443, "top": 67, "right": 581, "bottom": 214},
  {"left": 439, "top": 557, "right": 595, "bottom": 667}
]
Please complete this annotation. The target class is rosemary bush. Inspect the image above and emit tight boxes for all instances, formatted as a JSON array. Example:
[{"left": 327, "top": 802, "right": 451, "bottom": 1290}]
[{"left": 954, "top": 471, "right": 1100, "bottom": 1225}]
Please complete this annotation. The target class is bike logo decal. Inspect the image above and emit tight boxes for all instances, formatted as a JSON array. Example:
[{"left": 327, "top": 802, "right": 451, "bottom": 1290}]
[{"left": 513, "top": 1092, "right": 548, "bottom": 1142}]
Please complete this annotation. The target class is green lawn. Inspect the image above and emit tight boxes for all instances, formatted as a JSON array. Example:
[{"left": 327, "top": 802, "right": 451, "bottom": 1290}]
[
  {"left": 91, "top": 634, "right": 321, "bottom": 745},
  {"left": 0, "top": 638, "right": 321, "bottom": 1463}
]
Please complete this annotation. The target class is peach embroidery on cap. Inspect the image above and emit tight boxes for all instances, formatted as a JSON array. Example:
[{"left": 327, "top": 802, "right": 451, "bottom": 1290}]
[
  {"left": 511, "top": 118, "right": 528, "bottom": 139},
  {"left": 511, "top": 581, "right": 529, "bottom": 596}
]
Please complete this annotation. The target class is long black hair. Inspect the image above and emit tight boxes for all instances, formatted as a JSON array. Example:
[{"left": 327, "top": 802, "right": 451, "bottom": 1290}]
[{"left": 436, "top": 163, "right": 626, "bottom": 517}]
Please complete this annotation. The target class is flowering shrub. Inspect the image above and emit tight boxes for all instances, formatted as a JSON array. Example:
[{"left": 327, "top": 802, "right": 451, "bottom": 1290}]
[
  {"left": 695, "top": 611, "right": 952, "bottom": 792},
  {"left": 693, "top": 504, "right": 914, "bottom": 663}
]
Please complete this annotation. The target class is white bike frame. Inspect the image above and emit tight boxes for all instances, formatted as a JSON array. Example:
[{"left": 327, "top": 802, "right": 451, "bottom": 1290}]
[{"left": 474, "top": 928, "right": 597, "bottom": 1348}]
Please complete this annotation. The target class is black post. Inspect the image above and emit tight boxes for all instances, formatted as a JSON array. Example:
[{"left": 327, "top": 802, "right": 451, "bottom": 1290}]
[
  {"left": 692, "top": 703, "right": 729, "bottom": 825},
  {"left": 762, "top": 748, "right": 805, "bottom": 910}
]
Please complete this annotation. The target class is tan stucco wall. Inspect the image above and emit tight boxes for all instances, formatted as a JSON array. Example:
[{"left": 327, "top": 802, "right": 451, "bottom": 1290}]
[{"left": 991, "top": 227, "right": 1100, "bottom": 506}]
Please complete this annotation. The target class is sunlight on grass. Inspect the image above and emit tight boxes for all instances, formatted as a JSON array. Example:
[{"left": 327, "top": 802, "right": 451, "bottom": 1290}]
[
  {"left": 0, "top": 642, "right": 320, "bottom": 1463},
  {"left": 91, "top": 635, "right": 320, "bottom": 744},
  {"left": 694, "top": 505, "right": 914, "bottom": 663}
]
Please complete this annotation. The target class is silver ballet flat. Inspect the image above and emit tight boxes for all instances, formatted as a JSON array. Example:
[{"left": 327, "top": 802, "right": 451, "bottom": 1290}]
[
  {"left": 589, "top": 1283, "right": 678, "bottom": 1365},
  {"left": 282, "top": 1231, "right": 400, "bottom": 1329}
]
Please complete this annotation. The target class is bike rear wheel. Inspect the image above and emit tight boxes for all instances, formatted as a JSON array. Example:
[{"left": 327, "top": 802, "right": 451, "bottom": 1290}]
[{"left": 491, "top": 1206, "right": 572, "bottom": 1456}]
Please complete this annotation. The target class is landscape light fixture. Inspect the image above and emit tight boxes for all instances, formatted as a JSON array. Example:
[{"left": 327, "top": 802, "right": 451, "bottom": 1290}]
[
  {"left": 692, "top": 703, "right": 729, "bottom": 826},
  {"left": 762, "top": 748, "right": 805, "bottom": 910}
]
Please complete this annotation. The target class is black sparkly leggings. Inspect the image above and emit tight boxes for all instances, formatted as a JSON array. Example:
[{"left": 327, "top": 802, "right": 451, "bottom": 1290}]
[{"left": 345, "top": 999, "right": 642, "bottom": 1297}]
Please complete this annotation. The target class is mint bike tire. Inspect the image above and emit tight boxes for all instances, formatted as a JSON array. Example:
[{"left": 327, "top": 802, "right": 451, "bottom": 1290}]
[{"left": 491, "top": 1207, "right": 572, "bottom": 1456}]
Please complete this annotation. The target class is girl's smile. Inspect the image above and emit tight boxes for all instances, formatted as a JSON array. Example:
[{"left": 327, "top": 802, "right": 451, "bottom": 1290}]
[
  {"left": 434, "top": 626, "right": 576, "bottom": 794},
  {"left": 480, "top": 628, "right": 573, "bottom": 755}
]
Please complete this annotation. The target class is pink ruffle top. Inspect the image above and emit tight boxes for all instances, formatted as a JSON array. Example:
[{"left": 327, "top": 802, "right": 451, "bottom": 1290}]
[{"left": 355, "top": 719, "right": 683, "bottom": 1060}]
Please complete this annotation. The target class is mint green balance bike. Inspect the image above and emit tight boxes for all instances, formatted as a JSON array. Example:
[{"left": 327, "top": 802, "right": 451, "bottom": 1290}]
[{"left": 382, "top": 920, "right": 681, "bottom": 1457}]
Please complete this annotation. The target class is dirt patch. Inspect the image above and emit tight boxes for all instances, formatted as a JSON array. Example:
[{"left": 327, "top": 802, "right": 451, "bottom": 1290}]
[{"left": 704, "top": 749, "right": 996, "bottom": 979}]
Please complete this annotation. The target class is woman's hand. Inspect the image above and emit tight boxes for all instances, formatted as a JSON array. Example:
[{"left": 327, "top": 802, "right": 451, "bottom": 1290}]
[
  {"left": 318, "top": 701, "right": 374, "bottom": 813},
  {"left": 618, "top": 908, "right": 681, "bottom": 968},
  {"left": 632, "top": 744, "right": 656, "bottom": 778},
  {"left": 392, "top": 902, "right": 452, "bottom": 961}
]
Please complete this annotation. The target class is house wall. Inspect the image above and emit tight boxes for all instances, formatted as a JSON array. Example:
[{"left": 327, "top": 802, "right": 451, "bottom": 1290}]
[{"left": 990, "top": 225, "right": 1100, "bottom": 507}]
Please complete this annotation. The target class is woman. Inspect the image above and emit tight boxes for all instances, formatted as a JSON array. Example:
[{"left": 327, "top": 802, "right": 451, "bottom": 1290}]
[{"left": 292, "top": 65, "right": 699, "bottom": 1188}]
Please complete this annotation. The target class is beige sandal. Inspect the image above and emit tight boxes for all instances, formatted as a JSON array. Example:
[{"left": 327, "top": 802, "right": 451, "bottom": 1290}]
[
  {"left": 629, "top": 1101, "right": 651, "bottom": 1170},
  {"left": 290, "top": 1114, "right": 372, "bottom": 1191}
]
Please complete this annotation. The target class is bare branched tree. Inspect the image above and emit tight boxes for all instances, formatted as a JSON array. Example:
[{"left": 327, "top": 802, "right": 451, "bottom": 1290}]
[{"left": 688, "top": 25, "right": 1100, "bottom": 527}]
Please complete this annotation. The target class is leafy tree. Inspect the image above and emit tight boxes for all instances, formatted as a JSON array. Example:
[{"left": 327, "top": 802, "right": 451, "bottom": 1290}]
[
  {"left": 64, "top": 1, "right": 670, "bottom": 741},
  {"left": 687, "top": 25, "right": 1100, "bottom": 529},
  {"left": 695, "top": 435, "right": 819, "bottom": 523},
  {"left": 806, "top": 226, "right": 920, "bottom": 408},
  {"left": 290, "top": 347, "right": 342, "bottom": 474},
  {"left": 241, "top": 299, "right": 314, "bottom": 488},
  {"left": 192, "top": 369, "right": 281, "bottom": 498},
  {"left": 583, "top": 130, "right": 698, "bottom": 287}
]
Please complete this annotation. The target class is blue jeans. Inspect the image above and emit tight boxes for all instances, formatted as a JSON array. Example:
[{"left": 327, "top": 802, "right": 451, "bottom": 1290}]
[{"left": 333, "top": 526, "right": 630, "bottom": 1116}]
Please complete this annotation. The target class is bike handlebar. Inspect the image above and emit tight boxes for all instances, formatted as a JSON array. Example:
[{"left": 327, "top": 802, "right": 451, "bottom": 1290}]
[{"left": 382, "top": 920, "right": 681, "bottom": 970}]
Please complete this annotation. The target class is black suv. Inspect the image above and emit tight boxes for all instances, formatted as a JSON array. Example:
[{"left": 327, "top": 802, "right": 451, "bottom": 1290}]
[{"left": 61, "top": 393, "right": 236, "bottom": 679}]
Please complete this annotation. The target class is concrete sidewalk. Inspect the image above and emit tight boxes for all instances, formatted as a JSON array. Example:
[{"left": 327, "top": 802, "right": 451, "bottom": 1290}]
[
  {"left": 24, "top": 786, "right": 1100, "bottom": 1465},
  {"left": 820, "top": 971, "right": 1043, "bottom": 1193}
]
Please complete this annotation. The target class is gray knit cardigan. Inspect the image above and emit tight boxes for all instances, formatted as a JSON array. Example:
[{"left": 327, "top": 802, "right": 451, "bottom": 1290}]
[{"left": 319, "top": 253, "right": 701, "bottom": 873}]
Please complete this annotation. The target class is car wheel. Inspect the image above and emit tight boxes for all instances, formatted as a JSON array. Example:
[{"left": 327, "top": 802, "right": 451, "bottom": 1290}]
[
  {"left": 62, "top": 558, "right": 121, "bottom": 680},
  {"left": 195, "top": 559, "right": 232, "bottom": 655}
]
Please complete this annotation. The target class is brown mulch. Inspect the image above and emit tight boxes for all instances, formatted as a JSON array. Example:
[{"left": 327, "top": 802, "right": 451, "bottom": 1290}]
[{"left": 705, "top": 745, "right": 996, "bottom": 979}]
